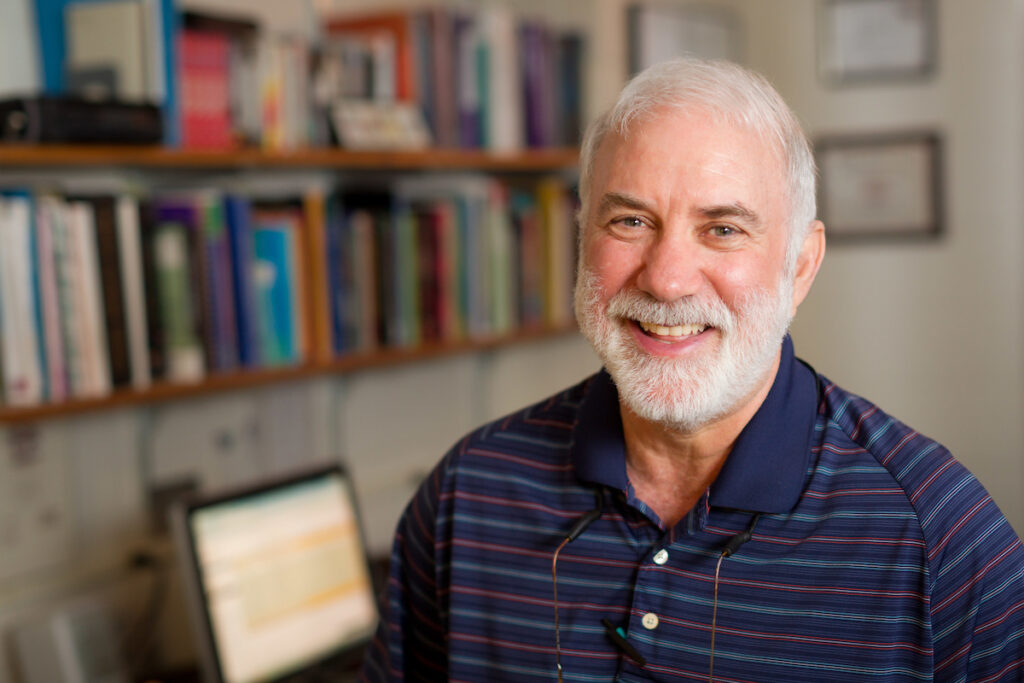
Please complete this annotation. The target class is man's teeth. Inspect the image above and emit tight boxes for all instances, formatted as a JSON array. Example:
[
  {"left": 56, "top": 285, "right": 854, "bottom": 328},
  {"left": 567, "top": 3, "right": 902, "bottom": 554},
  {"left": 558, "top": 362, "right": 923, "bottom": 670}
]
[{"left": 638, "top": 322, "right": 707, "bottom": 337}]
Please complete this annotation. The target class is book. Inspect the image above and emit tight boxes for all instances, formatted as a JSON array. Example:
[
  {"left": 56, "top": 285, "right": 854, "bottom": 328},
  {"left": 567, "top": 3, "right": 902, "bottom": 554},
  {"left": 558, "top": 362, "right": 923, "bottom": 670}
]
[
  {"left": 138, "top": 200, "right": 167, "bottom": 380},
  {"left": 196, "top": 192, "right": 238, "bottom": 372},
  {"left": 154, "top": 198, "right": 212, "bottom": 373},
  {"left": 480, "top": 5, "right": 523, "bottom": 152},
  {"left": 178, "top": 28, "right": 233, "bottom": 148},
  {"left": 251, "top": 201, "right": 307, "bottom": 362},
  {"left": 453, "top": 11, "right": 482, "bottom": 149},
  {"left": 65, "top": 200, "right": 112, "bottom": 397},
  {"left": 0, "top": 194, "right": 45, "bottom": 406},
  {"left": 72, "top": 195, "right": 132, "bottom": 389},
  {"left": 34, "top": 196, "right": 69, "bottom": 402},
  {"left": 151, "top": 220, "right": 204, "bottom": 382},
  {"left": 223, "top": 195, "right": 261, "bottom": 367},
  {"left": 537, "top": 177, "right": 576, "bottom": 326},
  {"left": 115, "top": 195, "right": 152, "bottom": 389},
  {"left": 250, "top": 223, "right": 298, "bottom": 366},
  {"left": 302, "top": 190, "right": 334, "bottom": 363}
]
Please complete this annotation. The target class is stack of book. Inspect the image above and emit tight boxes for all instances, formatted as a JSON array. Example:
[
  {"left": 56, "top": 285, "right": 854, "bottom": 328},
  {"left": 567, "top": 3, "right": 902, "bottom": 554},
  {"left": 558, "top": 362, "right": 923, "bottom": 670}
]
[
  {"left": 0, "top": 178, "right": 578, "bottom": 408},
  {"left": 34, "top": 0, "right": 584, "bottom": 151},
  {"left": 323, "top": 7, "right": 584, "bottom": 151}
]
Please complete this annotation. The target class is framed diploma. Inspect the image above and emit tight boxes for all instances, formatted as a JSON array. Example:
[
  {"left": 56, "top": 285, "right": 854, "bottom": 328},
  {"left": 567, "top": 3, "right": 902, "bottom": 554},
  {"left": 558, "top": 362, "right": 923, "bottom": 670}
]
[
  {"left": 818, "top": 0, "right": 936, "bottom": 84},
  {"left": 816, "top": 131, "right": 943, "bottom": 241},
  {"left": 628, "top": 3, "right": 743, "bottom": 74}
]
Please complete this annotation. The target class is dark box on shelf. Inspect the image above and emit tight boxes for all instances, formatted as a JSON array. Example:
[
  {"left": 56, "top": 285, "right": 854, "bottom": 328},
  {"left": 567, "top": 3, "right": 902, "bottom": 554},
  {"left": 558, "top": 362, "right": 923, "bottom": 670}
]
[{"left": 0, "top": 95, "right": 163, "bottom": 144}]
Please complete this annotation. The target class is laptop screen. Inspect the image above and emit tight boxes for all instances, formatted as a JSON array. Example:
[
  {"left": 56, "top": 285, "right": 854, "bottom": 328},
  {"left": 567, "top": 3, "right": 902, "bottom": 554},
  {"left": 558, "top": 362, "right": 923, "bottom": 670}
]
[{"left": 173, "top": 465, "right": 379, "bottom": 683}]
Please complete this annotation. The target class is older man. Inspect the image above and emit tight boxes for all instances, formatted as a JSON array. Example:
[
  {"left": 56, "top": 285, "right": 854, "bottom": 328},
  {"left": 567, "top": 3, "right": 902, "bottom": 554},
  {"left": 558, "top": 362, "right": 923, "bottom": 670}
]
[{"left": 360, "top": 59, "right": 1024, "bottom": 682}]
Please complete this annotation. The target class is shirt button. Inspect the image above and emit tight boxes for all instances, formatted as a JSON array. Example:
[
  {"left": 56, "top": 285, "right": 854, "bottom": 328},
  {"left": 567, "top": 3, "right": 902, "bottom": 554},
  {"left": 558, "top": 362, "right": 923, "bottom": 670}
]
[
  {"left": 653, "top": 549, "right": 669, "bottom": 565},
  {"left": 642, "top": 612, "right": 659, "bottom": 630}
]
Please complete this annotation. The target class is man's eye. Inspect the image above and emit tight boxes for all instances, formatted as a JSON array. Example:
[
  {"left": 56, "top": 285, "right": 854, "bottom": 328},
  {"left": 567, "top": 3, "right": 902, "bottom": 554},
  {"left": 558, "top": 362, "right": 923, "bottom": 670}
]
[
  {"left": 613, "top": 216, "right": 646, "bottom": 229},
  {"left": 709, "top": 225, "right": 740, "bottom": 238}
]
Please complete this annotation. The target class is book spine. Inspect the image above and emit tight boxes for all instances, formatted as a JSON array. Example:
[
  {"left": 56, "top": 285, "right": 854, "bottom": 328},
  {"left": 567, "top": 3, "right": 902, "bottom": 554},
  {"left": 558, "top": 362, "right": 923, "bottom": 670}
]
[
  {"left": 153, "top": 222, "right": 204, "bottom": 382},
  {"left": 116, "top": 195, "right": 152, "bottom": 389},
  {"left": 0, "top": 195, "right": 45, "bottom": 405},
  {"left": 200, "top": 195, "right": 239, "bottom": 372},
  {"left": 303, "top": 191, "right": 333, "bottom": 363},
  {"left": 35, "top": 196, "right": 68, "bottom": 401},
  {"left": 90, "top": 196, "right": 133, "bottom": 389},
  {"left": 224, "top": 196, "right": 261, "bottom": 367},
  {"left": 68, "top": 201, "right": 113, "bottom": 397}
]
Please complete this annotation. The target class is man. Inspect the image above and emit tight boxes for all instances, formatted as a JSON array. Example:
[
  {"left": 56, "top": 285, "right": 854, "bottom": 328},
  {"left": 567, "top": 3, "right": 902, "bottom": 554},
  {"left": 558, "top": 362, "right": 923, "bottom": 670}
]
[{"left": 360, "top": 59, "right": 1024, "bottom": 681}]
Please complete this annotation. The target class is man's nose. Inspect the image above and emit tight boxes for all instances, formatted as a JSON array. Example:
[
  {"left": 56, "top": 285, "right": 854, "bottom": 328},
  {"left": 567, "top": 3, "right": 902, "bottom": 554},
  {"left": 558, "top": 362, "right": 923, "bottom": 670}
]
[{"left": 634, "top": 230, "right": 705, "bottom": 301}]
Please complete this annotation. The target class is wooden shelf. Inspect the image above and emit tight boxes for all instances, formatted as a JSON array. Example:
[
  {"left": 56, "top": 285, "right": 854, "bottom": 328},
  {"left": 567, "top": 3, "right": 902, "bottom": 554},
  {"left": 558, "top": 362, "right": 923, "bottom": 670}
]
[
  {"left": 0, "top": 145, "right": 579, "bottom": 172},
  {"left": 0, "top": 325, "right": 579, "bottom": 424}
]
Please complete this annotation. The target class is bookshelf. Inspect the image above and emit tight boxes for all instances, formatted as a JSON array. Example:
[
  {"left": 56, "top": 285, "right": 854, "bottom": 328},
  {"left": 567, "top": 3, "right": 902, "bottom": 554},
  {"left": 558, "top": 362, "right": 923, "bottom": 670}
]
[
  {"left": 0, "top": 325, "right": 576, "bottom": 424},
  {"left": 0, "top": 145, "right": 579, "bottom": 171},
  {"left": 0, "top": 4, "right": 587, "bottom": 416},
  {"left": 0, "top": 145, "right": 582, "bottom": 425}
]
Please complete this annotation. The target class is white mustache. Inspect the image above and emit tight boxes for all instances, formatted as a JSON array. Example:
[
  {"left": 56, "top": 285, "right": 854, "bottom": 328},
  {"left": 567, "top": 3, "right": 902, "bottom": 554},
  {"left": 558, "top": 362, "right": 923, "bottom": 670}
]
[{"left": 605, "top": 289, "right": 736, "bottom": 332}]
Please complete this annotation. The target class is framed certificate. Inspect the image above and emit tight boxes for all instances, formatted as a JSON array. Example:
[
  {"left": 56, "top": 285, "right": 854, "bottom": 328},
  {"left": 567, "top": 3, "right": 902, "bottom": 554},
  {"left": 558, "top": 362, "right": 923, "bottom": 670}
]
[
  {"left": 816, "top": 131, "right": 943, "bottom": 241},
  {"left": 628, "top": 3, "right": 743, "bottom": 74},
  {"left": 818, "top": 0, "right": 936, "bottom": 84}
]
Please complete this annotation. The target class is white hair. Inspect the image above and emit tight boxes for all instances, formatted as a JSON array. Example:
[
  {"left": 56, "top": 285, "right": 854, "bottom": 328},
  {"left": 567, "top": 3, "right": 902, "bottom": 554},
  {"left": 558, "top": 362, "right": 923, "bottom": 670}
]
[{"left": 578, "top": 58, "right": 817, "bottom": 269}]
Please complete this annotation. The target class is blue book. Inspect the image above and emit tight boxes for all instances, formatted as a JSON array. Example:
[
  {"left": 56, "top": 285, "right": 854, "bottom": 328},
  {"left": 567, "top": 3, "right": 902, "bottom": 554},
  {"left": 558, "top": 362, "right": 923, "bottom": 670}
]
[
  {"left": 324, "top": 195, "right": 348, "bottom": 354},
  {"left": 223, "top": 195, "right": 261, "bottom": 367},
  {"left": 251, "top": 225, "right": 296, "bottom": 366}
]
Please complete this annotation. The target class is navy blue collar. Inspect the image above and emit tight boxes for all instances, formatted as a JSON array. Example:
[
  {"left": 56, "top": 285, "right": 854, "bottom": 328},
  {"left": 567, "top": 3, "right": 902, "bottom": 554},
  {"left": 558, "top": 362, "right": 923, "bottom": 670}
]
[{"left": 571, "top": 336, "right": 819, "bottom": 514}]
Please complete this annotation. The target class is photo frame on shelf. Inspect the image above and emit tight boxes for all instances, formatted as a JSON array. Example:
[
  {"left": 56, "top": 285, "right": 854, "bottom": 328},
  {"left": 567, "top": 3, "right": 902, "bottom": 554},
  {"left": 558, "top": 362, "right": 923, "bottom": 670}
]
[
  {"left": 817, "top": 0, "right": 936, "bottom": 84},
  {"left": 816, "top": 131, "right": 943, "bottom": 242},
  {"left": 627, "top": 3, "right": 742, "bottom": 74}
]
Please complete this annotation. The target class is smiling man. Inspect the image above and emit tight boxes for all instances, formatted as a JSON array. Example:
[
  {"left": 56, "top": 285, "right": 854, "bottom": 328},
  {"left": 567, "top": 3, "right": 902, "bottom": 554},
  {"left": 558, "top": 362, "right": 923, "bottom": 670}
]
[{"left": 360, "top": 59, "right": 1024, "bottom": 682}]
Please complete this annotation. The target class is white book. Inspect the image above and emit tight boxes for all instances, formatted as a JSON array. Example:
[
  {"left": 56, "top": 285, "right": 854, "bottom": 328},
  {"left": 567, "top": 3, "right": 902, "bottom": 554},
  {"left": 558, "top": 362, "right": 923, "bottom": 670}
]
[
  {"left": 0, "top": 196, "right": 45, "bottom": 406},
  {"left": 116, "top": 195, "right": 151, "bottom": 389},
  {"left": 481, "top": 5, "right": 523, "bottom": 152},
  {"left": 34, "top": 197, "right": 68, "bottom": 402},
  {"left": 47, "top": 197, "right": 85, "bottom": 397},
  {"left": 67, "top": 202, "right": 112, "bottom": 398}
]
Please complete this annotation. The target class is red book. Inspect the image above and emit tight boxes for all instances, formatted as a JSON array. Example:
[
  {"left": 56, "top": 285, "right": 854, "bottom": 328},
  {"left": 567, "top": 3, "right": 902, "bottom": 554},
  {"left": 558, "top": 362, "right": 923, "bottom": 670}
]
[{"left": 178, "top": 29, "right": 233, "bottom": 148}]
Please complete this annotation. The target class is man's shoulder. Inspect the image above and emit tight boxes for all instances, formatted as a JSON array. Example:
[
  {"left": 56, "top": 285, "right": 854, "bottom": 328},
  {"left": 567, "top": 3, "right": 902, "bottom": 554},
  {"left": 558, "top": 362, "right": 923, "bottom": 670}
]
[{"left": 817, "top": 376, "right": 1016, "bottom": 548}]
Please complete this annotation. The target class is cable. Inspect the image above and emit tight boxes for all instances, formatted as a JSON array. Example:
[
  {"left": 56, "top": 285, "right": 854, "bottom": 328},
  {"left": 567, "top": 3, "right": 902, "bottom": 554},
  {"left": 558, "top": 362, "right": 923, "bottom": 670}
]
[
  {"left": 552, "top": 490, "right": 603, "bottom": 682},
  {"left": 708, "top": 513, "right": 760, "bottom": 683}
]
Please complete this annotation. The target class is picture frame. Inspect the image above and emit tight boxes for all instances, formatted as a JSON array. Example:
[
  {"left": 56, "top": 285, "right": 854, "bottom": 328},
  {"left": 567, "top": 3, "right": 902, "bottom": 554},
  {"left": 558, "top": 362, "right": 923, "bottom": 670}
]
[
  {"left": 817, "top": 0, "right": 937, "bottom": 84},
  {"left": 627, "top": 3, "right": 743, "bottom": 75},
  {"left": 816, "top": 131, "right": 943, "bottom": 242}
]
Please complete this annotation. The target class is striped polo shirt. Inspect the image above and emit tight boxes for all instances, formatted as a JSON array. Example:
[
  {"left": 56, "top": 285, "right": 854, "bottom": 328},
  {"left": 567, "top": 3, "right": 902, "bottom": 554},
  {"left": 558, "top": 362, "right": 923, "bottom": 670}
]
[{"left": 360, "top": 337, "right": 1024, "bottom": 681}]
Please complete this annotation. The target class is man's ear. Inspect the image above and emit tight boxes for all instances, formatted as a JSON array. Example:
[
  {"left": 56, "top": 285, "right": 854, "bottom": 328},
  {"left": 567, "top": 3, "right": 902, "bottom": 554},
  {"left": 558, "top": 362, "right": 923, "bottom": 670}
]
[{"left": 791, "top": 220, "right": 826, "bottom": 314}]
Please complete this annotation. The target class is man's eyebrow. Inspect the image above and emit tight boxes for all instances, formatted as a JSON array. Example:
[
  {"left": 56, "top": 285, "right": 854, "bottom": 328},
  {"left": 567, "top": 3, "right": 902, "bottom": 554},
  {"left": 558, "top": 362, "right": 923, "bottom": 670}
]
[
  {"left": 697, "top": 202, "right": 761, "bottom": 225},
  {"left": 596, "top": 192, "right": 654, "bottom": 215}
]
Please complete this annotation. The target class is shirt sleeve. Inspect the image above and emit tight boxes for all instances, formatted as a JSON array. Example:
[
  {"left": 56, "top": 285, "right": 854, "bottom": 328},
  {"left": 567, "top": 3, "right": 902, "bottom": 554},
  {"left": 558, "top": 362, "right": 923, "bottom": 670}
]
[
  {"left": 925, "top": 466, "right": 1024, "bottom": 681},
  {"left": 359, "top": 449, "right": 455, "bottom": 682}
]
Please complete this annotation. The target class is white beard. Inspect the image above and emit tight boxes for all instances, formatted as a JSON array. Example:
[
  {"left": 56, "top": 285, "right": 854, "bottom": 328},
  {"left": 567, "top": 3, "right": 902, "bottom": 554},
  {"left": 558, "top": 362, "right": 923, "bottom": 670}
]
[{"left": 574, "top": 266, "right": 795, "bottom": 432}]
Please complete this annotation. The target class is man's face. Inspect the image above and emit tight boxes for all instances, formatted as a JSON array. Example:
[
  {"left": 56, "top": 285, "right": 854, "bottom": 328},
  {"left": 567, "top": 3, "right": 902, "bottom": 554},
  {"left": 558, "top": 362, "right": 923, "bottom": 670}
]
[{"left": 575, "top": 106, "right": 802, "bottom": 432}]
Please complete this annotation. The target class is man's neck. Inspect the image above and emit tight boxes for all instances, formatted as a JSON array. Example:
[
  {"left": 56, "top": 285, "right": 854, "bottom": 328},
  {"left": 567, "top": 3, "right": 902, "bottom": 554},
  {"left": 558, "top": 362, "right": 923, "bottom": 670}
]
[{"left": 620, "top": 353, "right": 781, "bottom": 528}]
